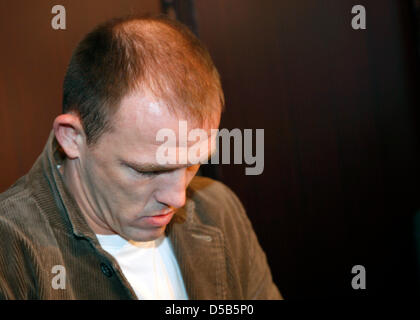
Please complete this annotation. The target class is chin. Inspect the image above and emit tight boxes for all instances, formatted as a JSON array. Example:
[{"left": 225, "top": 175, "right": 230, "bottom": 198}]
[{"left": 126, "top": 226, "right": 166, "bottom": 242}]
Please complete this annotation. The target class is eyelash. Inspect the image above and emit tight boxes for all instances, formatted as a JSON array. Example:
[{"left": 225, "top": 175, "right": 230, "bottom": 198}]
[
  {"left": 130, "top": 167, "right": 158, "bottom": 177},
  {"left": 127, "top": 164, "right": 198, "bottom": 177}
]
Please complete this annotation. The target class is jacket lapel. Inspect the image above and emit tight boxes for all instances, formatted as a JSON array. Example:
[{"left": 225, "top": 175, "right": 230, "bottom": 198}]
[{"left": 167, "top": 200, "right": 227, "bottom": 300}]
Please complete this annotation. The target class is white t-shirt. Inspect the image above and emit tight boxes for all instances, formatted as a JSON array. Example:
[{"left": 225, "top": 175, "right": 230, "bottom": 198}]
[{"left": 96, "top": 234, "right": 188, "bottom": 300}]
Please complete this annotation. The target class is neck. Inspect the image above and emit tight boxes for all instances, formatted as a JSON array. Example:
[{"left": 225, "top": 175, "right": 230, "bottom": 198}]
[{"left": 60, "top": 158, "right": 116, "bottom": 235}]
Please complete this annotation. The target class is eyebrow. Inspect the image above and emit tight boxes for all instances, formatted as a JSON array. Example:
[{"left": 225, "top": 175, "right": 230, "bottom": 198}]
[
  {"left": 120, "top": 148, "right": 217, "bottom": 172},
  {"left": 120, "top": 157, "right": 209, "bottom": 172}
]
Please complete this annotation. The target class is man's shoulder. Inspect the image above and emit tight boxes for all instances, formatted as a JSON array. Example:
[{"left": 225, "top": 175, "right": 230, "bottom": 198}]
[
  {"left": 0, "top": 174, "right": 46, "bottom": 232},
  {"left": 188, "top": 176, "right": 243, "bottom": 210},
  {"left": 0, "top": 175, "right": 31, "bottom": 216},
  {"left": 186, "top": 176, "right": 249, "bottom": 230},
  {"left": 188, "top": 175, "right": 234, "bottom": 198}
]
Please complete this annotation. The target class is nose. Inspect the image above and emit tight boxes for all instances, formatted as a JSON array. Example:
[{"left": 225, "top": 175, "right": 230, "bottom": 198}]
[{"left": 155, "top": 169, "right": 188, "bottom": 209}]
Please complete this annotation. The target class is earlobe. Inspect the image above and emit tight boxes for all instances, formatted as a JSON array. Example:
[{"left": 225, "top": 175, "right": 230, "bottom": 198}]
[{"left": 53, "top": 114, "right": 84, "bottom": 159}]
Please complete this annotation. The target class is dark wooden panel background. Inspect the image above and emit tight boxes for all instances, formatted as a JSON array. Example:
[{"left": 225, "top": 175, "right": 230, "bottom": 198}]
[
  {"left": 1, "top": 0, "right": 419, "bottom": 298},
  {"left": 0, "top": 0, "right": 160, "bottom": 190},
  {"left": 195, "top": 0, "right": 420, "bottom": 298}
]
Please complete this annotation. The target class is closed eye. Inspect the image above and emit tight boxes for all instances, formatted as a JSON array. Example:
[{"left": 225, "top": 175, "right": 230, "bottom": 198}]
[
  {"left": 121, "top": 159, "right": 197, "bottom": 178},
  {"left": 129, "top": 166, "right": 174, "bottom": 177},
  {"left": 130, "top": 167, "right": 158, "bottom": 176}
]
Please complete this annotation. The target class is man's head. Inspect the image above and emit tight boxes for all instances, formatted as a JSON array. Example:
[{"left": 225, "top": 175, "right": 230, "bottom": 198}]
[
  {"left": 53, "top": 15, "right": 223, "bottom": 241},
  {"left": 62, "top": 15, "right": 224, "bottom": 145}
]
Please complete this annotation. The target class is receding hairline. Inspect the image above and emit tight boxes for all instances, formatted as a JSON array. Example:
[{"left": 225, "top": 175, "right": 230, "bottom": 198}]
[
  {"left": 64, "top": 14, "right": 224, "bottom": 146},
  {"left": 108, "top": 89, "right": 222, "bottom": 135},
  {"left": 109, "top": 17, "right": 224, "bottom": 125},
  {"left": 115, "top": 18, "right": 183, "bottom": 38},
  {"left": 111, "top": 17, "right": 198, "bottom": 58}
]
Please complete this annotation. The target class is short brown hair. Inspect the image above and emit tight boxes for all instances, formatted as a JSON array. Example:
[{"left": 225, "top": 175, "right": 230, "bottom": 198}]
[{"left": 63, "top": 14, "right": 224, "bottom": 145}]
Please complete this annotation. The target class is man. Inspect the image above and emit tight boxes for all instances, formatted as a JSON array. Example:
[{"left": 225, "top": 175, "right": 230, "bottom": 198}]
[{"left": 0, "top": 15, "right": 281, "bottom": 299}]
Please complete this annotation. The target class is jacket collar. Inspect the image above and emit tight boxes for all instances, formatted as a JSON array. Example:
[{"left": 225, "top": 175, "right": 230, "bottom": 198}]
[{"left": 36, "top": 130, "right": 99, "bottom": 241}]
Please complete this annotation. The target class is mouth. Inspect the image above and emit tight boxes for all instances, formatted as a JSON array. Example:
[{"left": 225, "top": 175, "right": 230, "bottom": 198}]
[{"left": 140, "top": 209, "right": 175, "bottom": 227}]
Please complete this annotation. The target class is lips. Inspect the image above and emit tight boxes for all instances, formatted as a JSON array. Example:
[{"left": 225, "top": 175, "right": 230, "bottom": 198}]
[
  {"left": 151, "top": 209, "right": 174, "bottom": 217},
  {"left": 141, "top": 210, "right": 175, "bottom": 227}
]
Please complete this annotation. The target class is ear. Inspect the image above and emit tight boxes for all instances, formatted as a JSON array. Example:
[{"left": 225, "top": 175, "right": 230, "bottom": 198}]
[{"left": 53, "top": 113, "right": 86, "bottom": 159}]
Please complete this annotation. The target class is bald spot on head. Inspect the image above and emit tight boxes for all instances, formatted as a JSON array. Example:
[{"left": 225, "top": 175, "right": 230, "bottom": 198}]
[
  {"left": 63, "top": 15, "right": 224, "bottom": 146},
  {"left": 112, "top": 18, "right": 223, "bottom": 126}
]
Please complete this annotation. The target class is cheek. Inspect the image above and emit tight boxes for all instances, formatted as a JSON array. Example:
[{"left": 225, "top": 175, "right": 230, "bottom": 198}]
[
  {"left": 112, "top": 171, "right": 159, "bottom": 207},
  {"left": 85, "top": 154, "right": 159, "bottom": 209},
  {"left": 86, "top": 161, "right": 117, "bottom": 191},
  {"left": 84, "top": 157, "right": 131, "bottom": 205}
]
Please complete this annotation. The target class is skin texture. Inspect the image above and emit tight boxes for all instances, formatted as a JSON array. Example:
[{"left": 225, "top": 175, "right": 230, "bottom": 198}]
[{"left": 53, "top": 91, "right": 220, "bottom": 241}]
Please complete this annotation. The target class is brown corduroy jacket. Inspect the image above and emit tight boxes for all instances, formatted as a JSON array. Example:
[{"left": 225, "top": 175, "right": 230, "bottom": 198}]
[{"left": 0, "top": 131, "right": 282, "bottom": 300}]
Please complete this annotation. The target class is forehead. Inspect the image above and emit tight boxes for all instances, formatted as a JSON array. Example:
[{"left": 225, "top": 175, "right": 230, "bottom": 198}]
[{"left": 108, "top": 91, "right": 220, "bottom": 149}]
